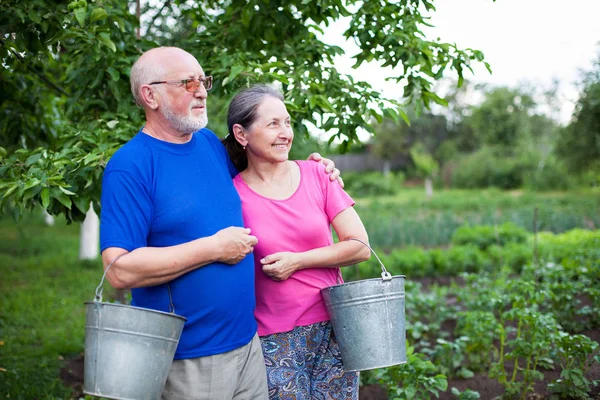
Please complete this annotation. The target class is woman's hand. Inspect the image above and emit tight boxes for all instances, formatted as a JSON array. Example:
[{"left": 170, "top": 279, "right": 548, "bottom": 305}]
[{"left": 261, "top": 252, "right": 303, "bottom": 281}]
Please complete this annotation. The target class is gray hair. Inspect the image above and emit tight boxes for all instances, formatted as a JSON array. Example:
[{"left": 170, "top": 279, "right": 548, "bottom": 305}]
[
  {"left": 129, "top": 51, "right": 166, "bottom": 107},
  {"left": 223, "top": 85, "right": 285, "bottom": 171},
  {"left": 227, "top": 85, "right": 284, "bottom": 133}
]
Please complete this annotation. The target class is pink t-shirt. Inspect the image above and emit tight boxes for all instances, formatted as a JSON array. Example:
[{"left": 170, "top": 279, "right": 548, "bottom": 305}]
[{"left": 233, "top": 160, "right": 355, "bottom": 336}]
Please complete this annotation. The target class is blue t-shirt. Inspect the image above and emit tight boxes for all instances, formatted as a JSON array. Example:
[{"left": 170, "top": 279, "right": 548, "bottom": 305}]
[{"left": 100, "top": 128, "right": 256, "bottom": 359}]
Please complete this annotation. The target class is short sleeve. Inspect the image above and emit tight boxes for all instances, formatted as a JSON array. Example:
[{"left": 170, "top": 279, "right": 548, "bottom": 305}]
[
  {"left": 305, "top": 161, "right": 355, "bottom": 222},
  {"left": 99, "top": 168, "right": 153, "bottom": 252}
]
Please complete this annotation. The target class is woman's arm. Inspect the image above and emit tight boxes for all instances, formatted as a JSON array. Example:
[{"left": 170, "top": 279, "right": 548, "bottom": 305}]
[{"left": 260, "top": 207, "right": 371, "bottom": 281}]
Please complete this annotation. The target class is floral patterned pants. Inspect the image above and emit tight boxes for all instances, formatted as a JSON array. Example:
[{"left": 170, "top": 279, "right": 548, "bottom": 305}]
[{"left": 259, "top": 321, "right": 359, "bottom": 400}]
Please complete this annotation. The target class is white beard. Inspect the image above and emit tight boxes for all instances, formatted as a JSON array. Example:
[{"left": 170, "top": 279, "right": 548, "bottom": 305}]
[{"left": 161, "top": 101, "right": 208, "bottom": 134}]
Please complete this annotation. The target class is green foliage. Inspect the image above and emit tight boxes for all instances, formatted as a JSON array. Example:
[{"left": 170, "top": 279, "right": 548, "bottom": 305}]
[
  {"left": 410, "top": 143, "right": 439, "bottom": 179},
  {"left": 355, "top": 188, "right": 599, "bottom": 249},
  {"left": 0, "top": 214, "right": 121, "bottom": 399},
  {"left": 451, "top": 222, "right": 528, "bottom": 250},
  {"left": 450, "top": 147, "right": 534, "bottom": 189},
  {"left": 548, "top": 333, "right": 600, "bottom": 399},
  {"left": 366, "top": 345, "right": 448, "bottom": 399},
  {"left": 0, "top": 118, "right": 137, "bottom": 221},
  {"left": 555, "top": 52, "right": 600, "bottom": 176},
  {"left": 343, "top": 171, "right": 405, "bottom": 198},
  {"left": 522, "top": 158, "right": 576, "bottom": 191},
  {"left": 421, "top": 337, "right": 474, "bottom": 380},
  {"left": 465, "top": 87, "right": 536, "bottom": 149},
  {"left": 455, "top": 311, "right": 500, "bottom": 372},
  {"left": 0, "top": 0, "right": 489, "bottom": 222},
  {"left": 371, "top": 108, "right": 451, "bottom": 168},
  {"left": 3, "top": 211, "right": 599, "bottom": 398}
]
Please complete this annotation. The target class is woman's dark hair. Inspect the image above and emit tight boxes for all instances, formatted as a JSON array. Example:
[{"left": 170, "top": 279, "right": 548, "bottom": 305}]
[{"left": 222, "top": 85, "right": 285, "bottom": 172}]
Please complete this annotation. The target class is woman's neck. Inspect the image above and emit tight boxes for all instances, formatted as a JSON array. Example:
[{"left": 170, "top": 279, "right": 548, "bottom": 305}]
[
  {"left": 243, "top": 159, "right": 290, "bottom": 183},
  {"left": 241, "top": 160, "right": 299, "bottom": 200}
]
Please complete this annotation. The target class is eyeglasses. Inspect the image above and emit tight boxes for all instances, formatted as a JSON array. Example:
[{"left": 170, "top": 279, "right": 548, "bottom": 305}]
[{"left": 149, "top": 76, "right": 213, "bottom": 92}]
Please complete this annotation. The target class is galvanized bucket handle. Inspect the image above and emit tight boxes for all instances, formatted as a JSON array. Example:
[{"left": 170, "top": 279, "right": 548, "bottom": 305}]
[
  {"left": 347, "top": 238, "right": 392, "bottom": 281},
  {"left": 94, "top": 254, "right": 177, "bottom": 314}
]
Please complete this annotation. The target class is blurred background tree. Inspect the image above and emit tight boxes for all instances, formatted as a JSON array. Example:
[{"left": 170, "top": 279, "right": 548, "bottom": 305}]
[
  {"left": 0, "top": 0, "right": 490, "bottom": 223},
  {"left": 555, "top": 52, "right": 600, "bottom": 183}
]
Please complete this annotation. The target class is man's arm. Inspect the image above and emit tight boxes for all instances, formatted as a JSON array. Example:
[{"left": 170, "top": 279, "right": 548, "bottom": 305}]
[{"left": 102, "top": 227, "right": 257, "bottom": 289}]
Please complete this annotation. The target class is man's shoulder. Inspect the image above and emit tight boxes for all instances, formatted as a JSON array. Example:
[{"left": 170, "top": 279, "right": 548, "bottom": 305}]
[
  {"left": 106, "top": 133, "right": 151, "bottom": 171},
  {"left": 196, "top": 127, "right": 221, "bottom": 146}
]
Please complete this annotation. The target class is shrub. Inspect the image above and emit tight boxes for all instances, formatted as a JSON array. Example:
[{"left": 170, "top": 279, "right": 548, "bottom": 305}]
[
  {"left": 343, "top": 171, "right": 405, "bottom": 198},
  {"left": 451, "top": 222, "right": 528, "bottom": 250},
  {"left": 451, "top": 148, "right": 534, "bottom": 189},
  {"left": 523, "top": 158, "right": 575, "bottom": 191}
]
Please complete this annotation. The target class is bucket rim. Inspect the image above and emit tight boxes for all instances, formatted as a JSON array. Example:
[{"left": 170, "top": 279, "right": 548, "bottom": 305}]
[
  {"left": 345, "top": 359, "right": 408, "bottom": 372},
  {"left": 320, "top": 274, "right": 405, "bottom": 293},
  {"left": 84, "top": 301, "right": 187, "bottom": 321}
]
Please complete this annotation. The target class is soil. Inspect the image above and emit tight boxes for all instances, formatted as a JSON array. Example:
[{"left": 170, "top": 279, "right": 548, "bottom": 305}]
[
  {"left": 61, "top": 330, "right": 599, "bottom": 400},
  {"left": 61, "top": 276, "right": 600, "bottom": 399}
]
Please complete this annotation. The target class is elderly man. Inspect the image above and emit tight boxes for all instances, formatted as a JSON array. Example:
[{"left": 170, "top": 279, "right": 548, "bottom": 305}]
[{"left": 99, "top": 46, "right": 341, "bottom": 400}]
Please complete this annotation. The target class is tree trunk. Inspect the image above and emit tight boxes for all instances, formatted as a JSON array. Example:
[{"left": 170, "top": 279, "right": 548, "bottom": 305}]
[
  {"left": 382, "top": 160, "right": 391, "bottom": 177},
  {"left": 79, "top": 203, "right": 99, "bottom": 260},
  {"left": 43, "top": 209, "right": 54, "bottom": 226},
  {"left": 425, "top": 177, "right": 434, "bottom": 198}
]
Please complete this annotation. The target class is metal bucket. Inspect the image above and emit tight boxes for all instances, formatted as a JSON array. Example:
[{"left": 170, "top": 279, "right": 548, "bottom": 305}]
[
  {"left": 84, "top": 256, "right": 186, "bottom": 400},
  {"left": 320, "top": 239, "right": 406, "bottom": 372}
]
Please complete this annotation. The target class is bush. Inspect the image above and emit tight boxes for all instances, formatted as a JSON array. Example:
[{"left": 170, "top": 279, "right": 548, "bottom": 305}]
[
  {"left": 450, "top": 148, "right": 534, "bottom": 189},
  {"left": 386, "top": 246, "right": 433, "bottom": 278},
  {"left": 343, "top": 171, "right": 405, "bottom": 198},
  {"left": 451, "top": 222, "right": 528, "bottom": 250},
  {"left": 523, "top": 158, "right": 575, "bottom": 191}
]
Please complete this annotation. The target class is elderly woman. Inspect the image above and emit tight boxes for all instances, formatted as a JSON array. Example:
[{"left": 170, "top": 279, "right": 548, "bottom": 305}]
[{"left": 222, "top": 85, "right": 371, "bottom": 399}]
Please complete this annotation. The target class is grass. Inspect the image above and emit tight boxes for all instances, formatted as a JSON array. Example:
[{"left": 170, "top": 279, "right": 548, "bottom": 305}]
[
  {"left": 354, "top": 187, "right": 600, "bottom": 249},
  {"left": 0, "top": 213, "right": 116, "bottom": 399},
  {"left": 1, "top": 187, "right": 599, "bottom": 398}
]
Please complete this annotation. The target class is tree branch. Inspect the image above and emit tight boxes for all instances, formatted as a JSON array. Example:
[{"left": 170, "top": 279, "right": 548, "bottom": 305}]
[
  {"left": 147, "top": 0, "right": 172, "bottom": 36},
  {"left": 4, "top": 45, "right": 69, "bottom": 97}
]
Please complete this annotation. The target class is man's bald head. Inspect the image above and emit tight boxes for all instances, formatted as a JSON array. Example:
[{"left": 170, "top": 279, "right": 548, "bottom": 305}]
[{"left": 130, "top": 47, "right": 200, "bottom": 107}]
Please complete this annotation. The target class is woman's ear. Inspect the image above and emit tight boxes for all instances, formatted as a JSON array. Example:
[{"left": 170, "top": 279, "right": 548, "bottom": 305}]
[{"left": 232, "top": 124, "right": 248, "bottom": 147}]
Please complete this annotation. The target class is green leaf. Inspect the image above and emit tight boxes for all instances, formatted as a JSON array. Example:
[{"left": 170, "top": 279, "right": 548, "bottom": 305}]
[
  {"left": 29, "top": 10, "right": 42, "bottom": 24},
  {"left": 398, "top": 108, "right": 411, "bottom": 126},
  {"left": 2, "top": 184, "right": 19, "bottom": 198},
  {"left": 41, "top": 187, "right": 50, "bottom": 209},
  {"left": 106, "top": 120, "right": 119, "bottom": 129},
  {"left": 54, "top": 192, "right": 72, "bottom": 209},
  {"left": 59, "top": 186, "right": 76, "bottom": 196},
  {"left": 107, "top": 67, "right": 120, "bottom": 81},
  {"left": 90, "top": 7, "right": 108, "bottom": 22},
  {"left": 23, "top": 178, "right": 41, "bottom": 190},
  {"left": 23, "top": 186, "right": 41, "bottom": 202},
  {"left": 98, "top": 32, "right": 116, "bottom": 52},
  {"left": 25, "top": 153, "right": 42, "bottom": 166},
  {"left": 316, "top": 95, "right": 336, "bottom": 113},
  {"left": 229, "top": 65, "right": 244, "bottom": 81},
  {"left": 73, "top": 7, "right": 87, "bottom": 27}
]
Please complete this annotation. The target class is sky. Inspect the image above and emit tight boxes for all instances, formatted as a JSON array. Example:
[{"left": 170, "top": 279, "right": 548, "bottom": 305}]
[{"left": 322, "top": 0, "right": 600, "bottom": 124}]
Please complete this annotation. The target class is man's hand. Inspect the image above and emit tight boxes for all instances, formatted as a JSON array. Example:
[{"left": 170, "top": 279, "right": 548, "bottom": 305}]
[
  {"left": 261, "top": 252, "right": 302, "bottom": 281},
  {"left": 213, "top": 227, "right": 258, "bottom": 264},
  {"left": 307, "top": 152, "right": 344, "bottom": 188}
]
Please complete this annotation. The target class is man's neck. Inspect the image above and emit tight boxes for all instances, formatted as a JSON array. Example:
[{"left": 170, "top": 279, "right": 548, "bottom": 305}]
[{"left": 142, "top": 121, "right": 193, "bottom": 144}]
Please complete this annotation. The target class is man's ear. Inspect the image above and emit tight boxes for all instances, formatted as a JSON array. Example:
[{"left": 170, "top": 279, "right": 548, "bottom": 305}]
[
  {"left": 232, "top": 124, "right": 248, "bottom": 147},
  {"left": 140, "top": 85, "right": 160, "bottom": 110}
]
